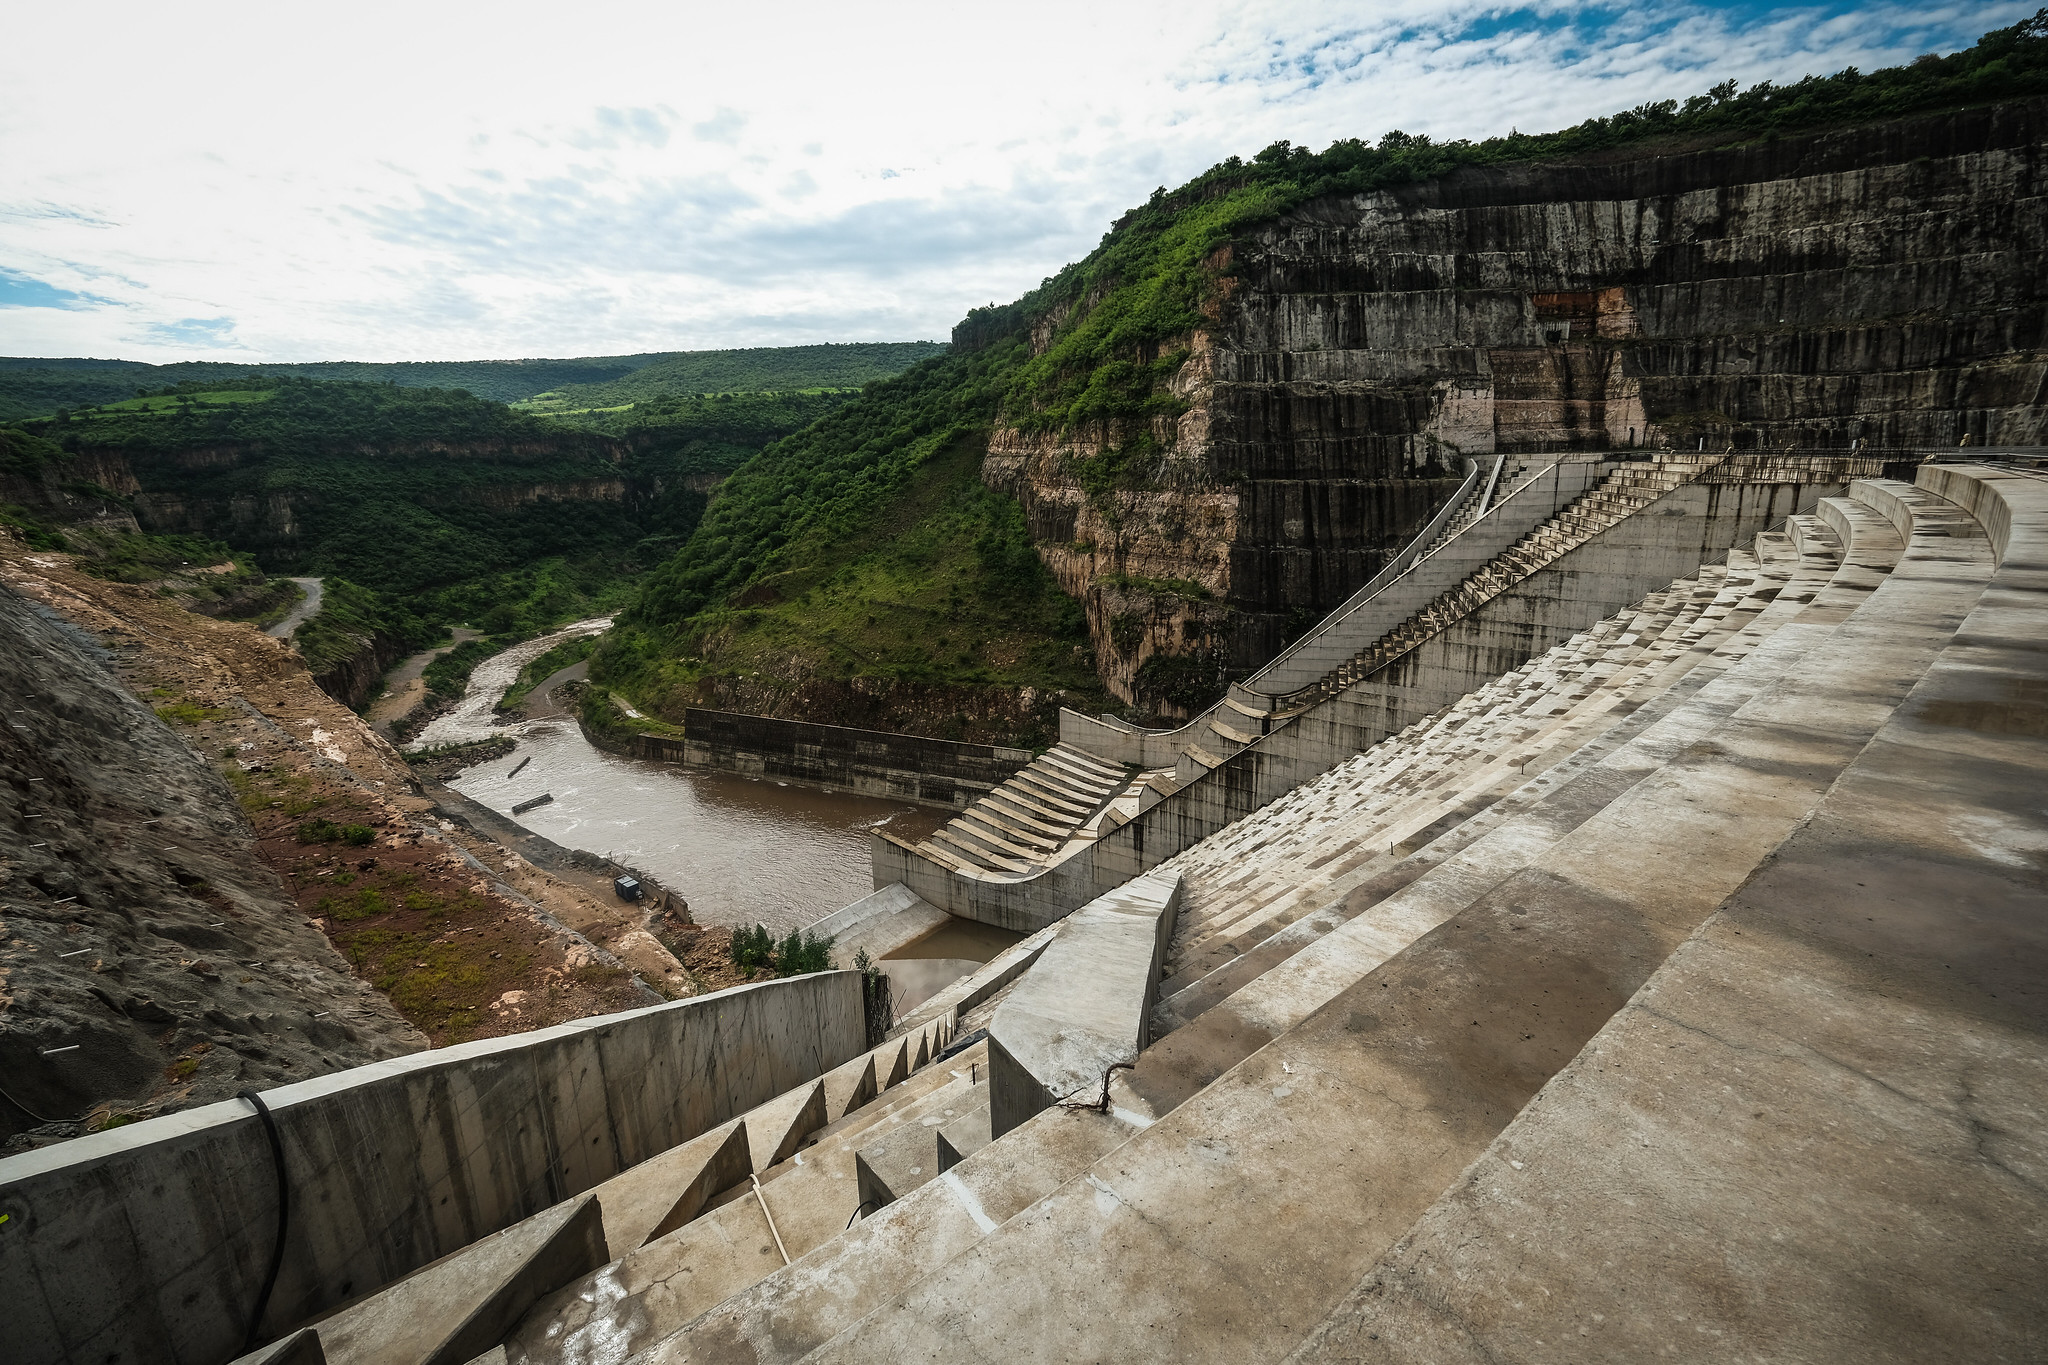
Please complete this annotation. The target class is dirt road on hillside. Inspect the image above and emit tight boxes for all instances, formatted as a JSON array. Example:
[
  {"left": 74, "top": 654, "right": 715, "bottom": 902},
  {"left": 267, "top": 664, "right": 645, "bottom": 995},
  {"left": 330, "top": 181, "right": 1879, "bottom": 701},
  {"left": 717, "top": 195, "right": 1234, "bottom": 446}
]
[{"left": 265, "top": 575, "right": 323, "bottom": 639}]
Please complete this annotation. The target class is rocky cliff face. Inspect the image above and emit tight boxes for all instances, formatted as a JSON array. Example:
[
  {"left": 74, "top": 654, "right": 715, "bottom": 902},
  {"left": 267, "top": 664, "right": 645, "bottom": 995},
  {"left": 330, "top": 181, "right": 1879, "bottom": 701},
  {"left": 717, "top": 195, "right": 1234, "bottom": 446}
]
[{"left": 996, "top": 99, "right": 2046, "bottom": 715}]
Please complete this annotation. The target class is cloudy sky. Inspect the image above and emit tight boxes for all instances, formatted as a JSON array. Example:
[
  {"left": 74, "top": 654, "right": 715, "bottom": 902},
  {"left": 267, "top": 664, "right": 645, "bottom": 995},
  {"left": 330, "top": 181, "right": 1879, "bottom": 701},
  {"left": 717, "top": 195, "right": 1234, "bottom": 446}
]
[{"left": 0, "top": 0, "right": 2024, "bottom": 363}]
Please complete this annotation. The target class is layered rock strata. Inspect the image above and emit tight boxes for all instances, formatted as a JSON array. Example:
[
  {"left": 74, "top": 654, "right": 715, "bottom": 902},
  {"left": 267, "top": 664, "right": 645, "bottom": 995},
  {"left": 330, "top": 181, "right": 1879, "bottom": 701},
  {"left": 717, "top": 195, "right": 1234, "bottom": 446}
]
[{"left": 995, "top": 99, "right": 2046, "bottom": 713}]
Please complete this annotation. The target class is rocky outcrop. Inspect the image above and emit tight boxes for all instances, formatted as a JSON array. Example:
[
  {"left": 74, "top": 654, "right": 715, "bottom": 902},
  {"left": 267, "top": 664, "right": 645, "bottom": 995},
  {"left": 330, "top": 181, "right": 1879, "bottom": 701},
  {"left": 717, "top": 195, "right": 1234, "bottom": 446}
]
[
  {"left": 311, "top": 629, "right": 410, "bottom": 710},
  {"left": 0, "top": 578, "right": 424, "bottom": 1147},
  {"left": 996, "top": 99, "right": 2048, "bottom": 714}
]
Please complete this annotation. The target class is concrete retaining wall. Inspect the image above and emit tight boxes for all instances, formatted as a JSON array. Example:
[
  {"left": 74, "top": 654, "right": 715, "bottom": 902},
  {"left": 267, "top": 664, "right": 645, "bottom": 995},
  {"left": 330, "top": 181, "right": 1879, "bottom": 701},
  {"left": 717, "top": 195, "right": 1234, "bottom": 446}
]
[
  {"left": 0, "top": 973, "right": 864, "bottom": 1365},
  {"left": 674, "top": 709, "right": 1032, "bottom": 811},
  {"left": 1059, "top": 457, "right": 1620, "bottom": 766},
  {"left": 987, "top": 871, "right": 1181, "bottom": 1137}
]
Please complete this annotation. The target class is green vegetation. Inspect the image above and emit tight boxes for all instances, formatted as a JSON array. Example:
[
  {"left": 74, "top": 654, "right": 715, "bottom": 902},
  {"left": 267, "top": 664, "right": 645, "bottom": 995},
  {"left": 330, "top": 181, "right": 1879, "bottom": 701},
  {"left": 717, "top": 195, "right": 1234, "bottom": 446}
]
[
  {"left": 154, "top": 699, "right": 233, "bottom": 724},
  {"left": 422, "top": 635, "right": 509, "bottom": 701},
  {"left": 292, "top": 577, "right": 432, "bottom": 678},
  {"left": 730, "top": 924, "right": 836, "bottom": 977},
  {"left": 0, "top": 354, "right": 647, "bottom": 420},
  {"left": 512, "top": 342, "right": 946, "bottom": 413},
  {"left": 604, "top": 14, "right": 2048, "bottom": 729},
  {"left": 0, "top": 503, "right": 68, "bottom": 550},
  {"left": 296, "top": 817, "right": 377, "bottom": 846},
  {"left": 0, "top": 424, "right": 68, "bottom": 478},
  {"left": 595, "top": 421, "right": 1102, "bottom": 732},
  {"left": 0, "top": 341, "right": 947, "bottom": 424},
  {"left": 13, "top": 361, "right": 933, "bottom": 640},
  {"left": 501, "top": 634, "right": 597, "bottom": 709}
]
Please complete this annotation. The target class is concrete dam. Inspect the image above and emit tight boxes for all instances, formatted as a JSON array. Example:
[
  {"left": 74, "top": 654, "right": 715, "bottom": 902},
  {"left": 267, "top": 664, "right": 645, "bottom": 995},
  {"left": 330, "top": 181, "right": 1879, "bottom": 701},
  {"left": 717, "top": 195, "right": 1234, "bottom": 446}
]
[{"left": 5, "top": 101, "right": 2047, "bottom": 1365}]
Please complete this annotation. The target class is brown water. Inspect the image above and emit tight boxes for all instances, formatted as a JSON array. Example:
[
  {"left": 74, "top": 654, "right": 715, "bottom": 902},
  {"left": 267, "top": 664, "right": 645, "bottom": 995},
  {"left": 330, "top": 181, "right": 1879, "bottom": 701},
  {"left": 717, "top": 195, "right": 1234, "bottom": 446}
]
[{"left": 450, "top": 717, "right": 947, "bottom": 935}]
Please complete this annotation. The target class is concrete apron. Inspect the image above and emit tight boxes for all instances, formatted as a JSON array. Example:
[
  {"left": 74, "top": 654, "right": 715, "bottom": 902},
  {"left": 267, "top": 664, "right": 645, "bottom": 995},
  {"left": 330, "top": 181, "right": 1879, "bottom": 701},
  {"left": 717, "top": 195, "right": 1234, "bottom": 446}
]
[
  {"left": 785, "top": 488, "right": 1994, "bottom": 1362},
  {"left": 1286, "top": 471, "right": 2045, "bottom": 1363}
]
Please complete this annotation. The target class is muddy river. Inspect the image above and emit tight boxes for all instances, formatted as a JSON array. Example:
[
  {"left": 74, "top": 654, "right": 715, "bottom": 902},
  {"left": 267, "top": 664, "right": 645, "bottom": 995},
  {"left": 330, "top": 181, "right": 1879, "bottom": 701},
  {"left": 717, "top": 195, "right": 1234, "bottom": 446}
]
[{"left": 415, "top": 622, "right": 947, "bottom": 934}]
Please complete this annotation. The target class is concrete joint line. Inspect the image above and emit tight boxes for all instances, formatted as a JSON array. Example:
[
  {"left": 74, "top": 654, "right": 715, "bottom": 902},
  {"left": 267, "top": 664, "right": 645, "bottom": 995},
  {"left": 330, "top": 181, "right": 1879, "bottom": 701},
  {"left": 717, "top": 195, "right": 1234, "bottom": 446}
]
[{"left": 942, "top": 1170, "right": 999, "bottom": 1235}]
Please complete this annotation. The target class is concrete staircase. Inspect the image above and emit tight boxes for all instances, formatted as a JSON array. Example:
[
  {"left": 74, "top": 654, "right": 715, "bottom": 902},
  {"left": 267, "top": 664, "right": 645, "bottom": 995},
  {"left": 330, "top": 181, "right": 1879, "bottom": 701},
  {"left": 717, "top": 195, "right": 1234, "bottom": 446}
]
[
  {"left": 1265, "top": 452, "right": 1729, "bottom": 713},
  {"left": 606, "top": 469, "right": 2026, "bottom": 1364},
  {"left": 623, "top": 469, "right": 2014, "bottom": 1364},
  {"left": 904, "top": 742, "right": 1130, "bottom": 878},
  {"left": 1153, "top": 537, "right": 1811, "bottom": 1020}
]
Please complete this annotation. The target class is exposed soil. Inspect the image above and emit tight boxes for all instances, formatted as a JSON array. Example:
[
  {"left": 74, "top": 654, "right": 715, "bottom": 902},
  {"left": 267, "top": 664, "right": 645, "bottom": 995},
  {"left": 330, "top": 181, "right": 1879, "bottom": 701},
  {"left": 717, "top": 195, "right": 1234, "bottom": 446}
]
[{"left": 0, "top": 533, "right": 689, "bottom": 1150}]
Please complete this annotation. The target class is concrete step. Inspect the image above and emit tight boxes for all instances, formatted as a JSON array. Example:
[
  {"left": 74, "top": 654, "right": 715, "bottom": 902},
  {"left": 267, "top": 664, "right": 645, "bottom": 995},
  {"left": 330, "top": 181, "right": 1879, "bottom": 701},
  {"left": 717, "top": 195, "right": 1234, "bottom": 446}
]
[
  {"left": 1208, "top": 714, "right": 1260, "bottom": 745},
  {"left": 1154, "top": 567, "right": 1812, "bottom": 1034},
  {"left": 257, "top": 1196, "right": 609, "bottom": 1365},
  {"left": 1158, "top": 525, "right": 1850, "bottom": 1003},
  {"left": 1144, "top": 501, "right": 1907, "bottom": 1101},
  {"left": 925, "top": 828, "right": 1031, "bottom": 874},
  {"left": 1163, "top": 564, "right": 1753, "bottom": 970},
  {"left": 623, "top": 1106, "right": 1145, "bottom": 1365},
  {"left": 497, "top": 1028, "right": 955, "bottom": 1364}
]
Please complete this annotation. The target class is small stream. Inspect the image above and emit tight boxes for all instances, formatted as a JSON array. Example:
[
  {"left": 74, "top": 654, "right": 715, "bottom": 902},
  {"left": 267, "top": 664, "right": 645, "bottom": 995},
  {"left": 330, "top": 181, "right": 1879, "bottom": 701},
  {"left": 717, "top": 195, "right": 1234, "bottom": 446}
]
[{"left": 415, "top": 622, "right": 946, "bottom": 934}]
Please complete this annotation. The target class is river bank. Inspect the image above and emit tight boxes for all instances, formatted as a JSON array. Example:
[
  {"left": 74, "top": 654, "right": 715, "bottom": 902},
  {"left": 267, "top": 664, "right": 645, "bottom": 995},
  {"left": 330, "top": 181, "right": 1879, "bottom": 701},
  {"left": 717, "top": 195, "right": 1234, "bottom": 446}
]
[{"left": 415, "top": 622, "right": 947, "bottom": 934}]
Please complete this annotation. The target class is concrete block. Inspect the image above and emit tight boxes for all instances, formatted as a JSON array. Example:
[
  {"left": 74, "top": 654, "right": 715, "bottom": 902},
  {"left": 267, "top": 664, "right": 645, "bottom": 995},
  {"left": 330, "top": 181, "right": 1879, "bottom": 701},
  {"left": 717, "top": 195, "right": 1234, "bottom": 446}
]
[
  {"left": 936, "top": 1106, "right": 991, "bottom": 1174},
  {"left": 988, "top": 871, "right": 1181, "bottom": 1137},
  {"left": 749, "top": 1080, "right": 827, "bottom": 1173},
  {"left": 259, "top": 1194, "right": 606, "bottom": 1365},
  {"left": 592, "top": 1119, "right": 751, "bottom": 1255},
  {"left": 854, "top": 1123, "right": 940, "bottom": 1213},
  {"left": 821, "top": 1052, "right": 877, "bottom": 1120}
]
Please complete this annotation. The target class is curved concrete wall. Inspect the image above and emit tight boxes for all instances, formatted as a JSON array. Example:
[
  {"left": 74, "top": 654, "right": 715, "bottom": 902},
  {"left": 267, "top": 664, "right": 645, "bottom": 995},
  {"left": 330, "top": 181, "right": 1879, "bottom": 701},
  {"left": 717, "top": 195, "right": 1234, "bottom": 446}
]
[{"left": 0, "top": 972, "right": 864, "bottom": 1365}]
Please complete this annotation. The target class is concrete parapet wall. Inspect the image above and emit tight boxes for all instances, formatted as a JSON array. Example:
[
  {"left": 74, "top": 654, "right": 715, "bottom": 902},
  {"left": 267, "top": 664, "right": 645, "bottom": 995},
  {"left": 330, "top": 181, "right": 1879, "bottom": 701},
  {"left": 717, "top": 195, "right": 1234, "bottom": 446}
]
[
  {"left": 0, "top": 973, "right": 864, "bottom": 1365},
  {"left": 987, "top": 871, "right": 1181, "bottom": 1137},
  {"left": 677, "top": 708, "right": 1032, "bottom": 811},
  {"left": 1243, "top": 457, "right": 1619, "bottom": 697}
]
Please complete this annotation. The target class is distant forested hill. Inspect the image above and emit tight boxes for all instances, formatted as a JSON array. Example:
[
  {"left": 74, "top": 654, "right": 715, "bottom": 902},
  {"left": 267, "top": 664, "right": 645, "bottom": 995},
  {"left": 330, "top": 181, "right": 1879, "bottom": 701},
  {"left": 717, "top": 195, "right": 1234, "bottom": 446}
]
[
  {"left": 512, "top": 342, "right": 949, "bottom": 413},
  {"left": 0, "top": 340, "right": 947, "bottom": 422},
  {"left": 16, "top": 376, "right": 798, "bottom": 639}
]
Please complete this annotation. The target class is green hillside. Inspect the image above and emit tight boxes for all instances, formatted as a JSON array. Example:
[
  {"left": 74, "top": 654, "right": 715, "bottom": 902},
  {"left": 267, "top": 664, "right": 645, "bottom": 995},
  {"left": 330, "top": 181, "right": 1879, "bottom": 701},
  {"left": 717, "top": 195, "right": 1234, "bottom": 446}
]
[
  {"left": 0, "top": 340, "right": 946, "bottom": 422},
  {"left": 513, "top": 342, "right": 948, "bottom": 414},
  {"left": 15, "top": 377, "right": 735, "bottom": 637},
  {"left": 595, "top": 11, "right": 2048, "bottom": 736}
]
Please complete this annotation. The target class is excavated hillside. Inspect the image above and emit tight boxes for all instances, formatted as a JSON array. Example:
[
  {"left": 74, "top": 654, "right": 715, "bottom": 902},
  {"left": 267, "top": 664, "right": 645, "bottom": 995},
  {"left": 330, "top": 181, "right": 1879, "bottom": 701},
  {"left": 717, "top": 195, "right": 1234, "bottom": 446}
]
[
  {"left": 995, "top": 98, "right": 2047, "bottom": 712},
  {"left": 0, "top": 535, "right": 702, "bottom": 1152}
]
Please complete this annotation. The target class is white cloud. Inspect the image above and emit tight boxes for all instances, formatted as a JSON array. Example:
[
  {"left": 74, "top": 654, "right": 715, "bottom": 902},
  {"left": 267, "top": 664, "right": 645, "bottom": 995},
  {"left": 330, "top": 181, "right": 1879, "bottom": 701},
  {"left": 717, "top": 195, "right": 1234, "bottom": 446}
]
[{"left": 0, "top": 0, "right": 2030, "bottom": 362}]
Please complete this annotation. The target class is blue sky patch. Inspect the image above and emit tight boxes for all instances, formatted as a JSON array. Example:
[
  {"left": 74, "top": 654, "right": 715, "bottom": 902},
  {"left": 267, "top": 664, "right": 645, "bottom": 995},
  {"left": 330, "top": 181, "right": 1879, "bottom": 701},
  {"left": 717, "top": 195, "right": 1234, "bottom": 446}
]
[
  {"left": 0, "top": 269, "right": 102, "bottom": 310},
  {"left": 143, "top": 316, "right": 237, "bottom": 347}
]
